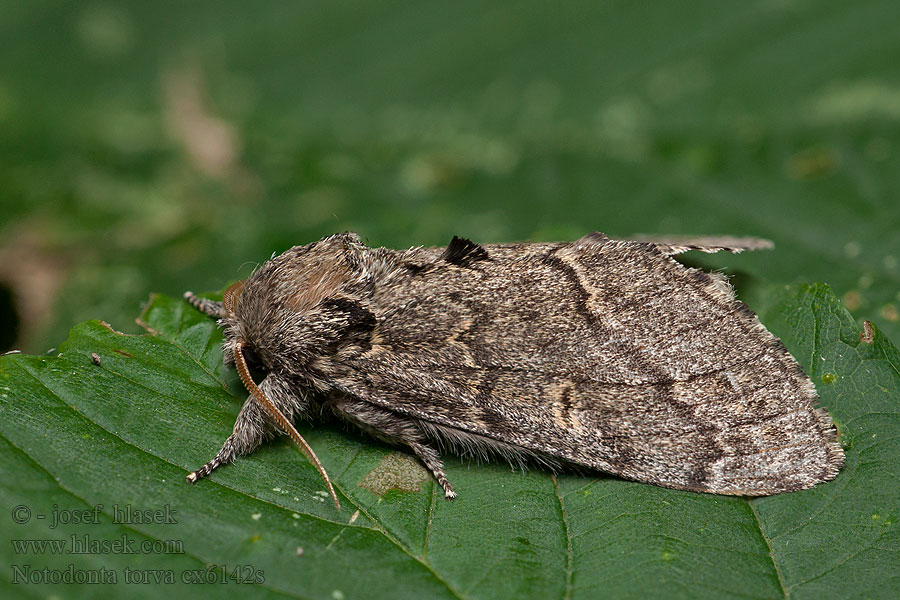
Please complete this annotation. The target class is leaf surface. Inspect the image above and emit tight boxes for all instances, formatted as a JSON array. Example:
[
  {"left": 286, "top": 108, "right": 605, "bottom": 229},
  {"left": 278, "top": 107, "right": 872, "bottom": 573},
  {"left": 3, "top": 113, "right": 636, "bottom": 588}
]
[{"left": 1, "top": 283, "right": 897, "bottom": 599}]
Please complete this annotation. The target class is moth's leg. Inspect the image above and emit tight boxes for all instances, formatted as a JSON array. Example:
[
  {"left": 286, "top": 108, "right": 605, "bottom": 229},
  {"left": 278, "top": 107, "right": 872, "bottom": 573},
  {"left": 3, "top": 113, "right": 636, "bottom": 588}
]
[
  {"left": 332, "top": 397, "right": 457, "bottom": 499},
  {"left": 628, "top": 235, "right": 774, "bottom": 256},
  {"left": 407, "top": 439, "right": 457, "bottom": 500},
  {"left": 183, "top": 291, "right": 228, "bottom": 319},
  {"left": 186, "top": 373, "right": 308, "bottom": 483}
]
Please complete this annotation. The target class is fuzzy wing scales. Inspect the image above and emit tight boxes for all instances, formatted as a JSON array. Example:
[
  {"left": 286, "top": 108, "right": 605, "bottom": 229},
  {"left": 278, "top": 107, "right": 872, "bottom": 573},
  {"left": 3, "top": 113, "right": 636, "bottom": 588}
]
[{"left": 332, "top": 234, "right": 843, "bottom": 495}]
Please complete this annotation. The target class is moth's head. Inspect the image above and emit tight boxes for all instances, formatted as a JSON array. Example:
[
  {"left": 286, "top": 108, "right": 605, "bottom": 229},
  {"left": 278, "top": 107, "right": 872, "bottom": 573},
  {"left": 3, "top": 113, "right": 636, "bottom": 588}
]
[
  {"left": 220, "top": 233, "right": 367, "bottom": 376},
  {"left": 216, "top": 275, "right": 343, "bottom": 510}
]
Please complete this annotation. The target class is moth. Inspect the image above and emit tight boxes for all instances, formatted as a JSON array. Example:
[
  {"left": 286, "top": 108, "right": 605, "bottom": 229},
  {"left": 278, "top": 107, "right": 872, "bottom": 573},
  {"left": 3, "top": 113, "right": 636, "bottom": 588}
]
[{"left": 184, "top": 232, "right": 844, "bottom": 508}]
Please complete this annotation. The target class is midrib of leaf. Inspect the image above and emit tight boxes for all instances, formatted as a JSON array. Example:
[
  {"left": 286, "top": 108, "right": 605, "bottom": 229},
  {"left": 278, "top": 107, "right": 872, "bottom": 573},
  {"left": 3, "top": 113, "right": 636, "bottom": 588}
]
[
  {"left": 747, "top": 501, "right": 789, "bottom": 599},
  {"left": 552, "top": 475, "right": 574, "bottom": 600},
  {"left": 423, "top": 480, "right": 438, "bottom": 560},
  {"left": 322, "top": 488, "right": 465, "bottom": 600}
]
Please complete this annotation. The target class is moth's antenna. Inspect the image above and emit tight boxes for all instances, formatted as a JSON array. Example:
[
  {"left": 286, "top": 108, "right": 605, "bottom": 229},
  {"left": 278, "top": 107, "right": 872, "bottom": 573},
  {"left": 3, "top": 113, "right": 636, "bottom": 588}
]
[
  {"left": 233, "top": 344, "right": 341, "bottom": 510},
  {"left": 223, "top": 280, "right": 245, "bottom": 315}
]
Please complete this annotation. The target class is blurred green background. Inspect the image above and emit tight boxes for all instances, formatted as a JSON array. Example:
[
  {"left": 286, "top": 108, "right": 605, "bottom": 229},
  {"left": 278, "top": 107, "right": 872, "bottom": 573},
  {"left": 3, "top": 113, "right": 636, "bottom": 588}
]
[{"left": 2, "top": 0, "right": 899, "bottom": 354}]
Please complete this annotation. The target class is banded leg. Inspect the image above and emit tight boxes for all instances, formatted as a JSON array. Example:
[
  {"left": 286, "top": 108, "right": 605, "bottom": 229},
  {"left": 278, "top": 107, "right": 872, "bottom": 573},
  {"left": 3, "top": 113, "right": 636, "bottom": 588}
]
[
  {"left": 184, "top": 291, "right": 227, "bottom": 318},
  {"left": 408, "top": 440, "right": 457, "bottom": 500},
  {"left": 332, "top": 397, "right": 457, "bottom": 499},
  {"left": 186, "top": 373, "right": 308, "bottom": 483},
  {"left": 186, "top": 435, "right": 238, "bottom": 483}
]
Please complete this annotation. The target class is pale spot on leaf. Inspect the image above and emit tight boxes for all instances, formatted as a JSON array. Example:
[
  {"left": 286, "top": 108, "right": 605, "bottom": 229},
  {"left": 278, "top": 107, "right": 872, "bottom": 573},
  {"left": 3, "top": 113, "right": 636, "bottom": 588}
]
[{"left": 359, "top": 452, "right": 431, "bottom": 496}]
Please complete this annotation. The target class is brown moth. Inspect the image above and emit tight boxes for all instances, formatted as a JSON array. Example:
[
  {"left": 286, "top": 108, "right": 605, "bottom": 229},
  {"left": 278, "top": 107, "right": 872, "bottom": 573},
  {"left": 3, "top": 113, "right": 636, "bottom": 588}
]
[{"left": 184, "top": 232, "right": 844, "bottom": 508}]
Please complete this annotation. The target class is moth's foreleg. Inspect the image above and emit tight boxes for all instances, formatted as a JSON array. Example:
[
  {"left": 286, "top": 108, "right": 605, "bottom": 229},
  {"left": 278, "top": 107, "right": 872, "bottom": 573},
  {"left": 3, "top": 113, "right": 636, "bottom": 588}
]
[
  {"left": 332, "top": 397, "right": 457, "bottom": 500},
  {"left": 186, "top": 395, "right": 270, "bottom": 483},
  {"left": 184, "top": 291, "right": 227, "bottom": 319},
  {"left": 185, "top": 434, "right": 238, "bottom": 483},
  {"left": 186, "top": 373, "right": 308, "bottom": 483}
]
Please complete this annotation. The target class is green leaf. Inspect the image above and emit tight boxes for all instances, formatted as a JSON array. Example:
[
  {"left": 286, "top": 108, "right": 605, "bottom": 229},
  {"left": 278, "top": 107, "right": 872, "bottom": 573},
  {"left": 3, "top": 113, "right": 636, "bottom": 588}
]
[{"left": 1, "top": 283, "right": 897, "bottom": 599}]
